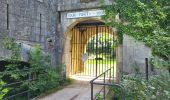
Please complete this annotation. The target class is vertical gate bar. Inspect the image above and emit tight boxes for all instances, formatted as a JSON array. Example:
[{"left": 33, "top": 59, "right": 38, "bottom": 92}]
[
  {"left": 101, "top": 26, "right": 104, "bottom": 75},
  {"left": 77, "top": 27, "right": 79, "bottom": 75},
  {"left": 92, "top": 27, "right": 95, "bottom": 77},
  {"left": 76, "top": 27, "right": 78, "bottom": 75},
  {"left": 99, "top": 26, "right": 101, "bottom": 75},
  {"left": 89, "top": 26, "right": 91, "bottom": 76},
  {"left": 82, "top": 26, "right": 88, "bottom": 76},
  {"left": 84, "top": 27, "right": 85, "bottom": 76},
  {"left": 113, "top": 31, "right": 115, "bottom": 79},
  {"left": 106, "top": 26, "right": 108, "bottom": 77},
  {"left": 79, "top": 27, "right": 81, "bottom": 76},
  {"left": 73, "top": 28, "right": 76, "bottom": 74},
  {"left": 78, "top": 28, "right": 79, "bottom": 75},
  {"left": 107, "top": 26, "right": 109, "bottom": 77},
  {"left": 107, "top": 27, "right": 109, "bottom": 77},
  {"left": 109, "top": 28, "right": 112, "bottom": 82},
  {"left": 87, "top": 26, "right": 89, "bottom": 76},
  {"left": 96, "top": 25, "right": 98, "bottom": 77},
  {"left": 98, "top": 26, "right": 100, "bottom": 75},
  {"left": 75, "top": 27, "right": 76, "bottom": 75},
  {"left": 103, "top": 73, "right": 106, "bottom": 100},
  {"left": 107, "top": 27, "right": 109, "bottom": 78},
  {"left": 78, "top": 27, "right": 80, "bottom": 76},
  {"left": 87, "top": 27, "right": 89, "bottom": 76},
  {"left": 109, "top": 27, "right": 111, "bottom": 78},
  {"left": 80, "top": 27, "right": 82, "bottom": 76},
  {"left": 84, "top": 27, "right": 86, "bottom": 76},
  {"left": 108, "top": 27, "right": 110, "bottom": 78},
  {"left": 104, "top": 26, "right": 106, "bottom": 75}
]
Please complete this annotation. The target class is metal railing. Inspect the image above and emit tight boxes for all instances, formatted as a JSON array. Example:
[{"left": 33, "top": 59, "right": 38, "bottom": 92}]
[{"left": 90, "top": 67, "right": 125, "bottom": 100}]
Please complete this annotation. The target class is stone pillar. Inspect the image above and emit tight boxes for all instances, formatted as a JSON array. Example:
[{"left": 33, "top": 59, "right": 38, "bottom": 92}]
[{"left": 116, "top": 44, "right": 123, "bottom": 83}]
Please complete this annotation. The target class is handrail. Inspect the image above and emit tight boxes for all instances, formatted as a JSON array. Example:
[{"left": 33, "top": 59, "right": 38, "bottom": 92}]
[
  {"left": 90, "top": 67, "right": 125, "bottom": 100},
  {"left": 90, "top": 68, "right": 113, "bottom": 83}
]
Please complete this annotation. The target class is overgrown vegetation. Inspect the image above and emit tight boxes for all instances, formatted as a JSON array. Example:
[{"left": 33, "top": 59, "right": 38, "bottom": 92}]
[
  {"left": 111, "top": 70, "right": 170, "bottom": 99},
  {"left": 101, "top": 0, "right": 170, "bottom": 99},
  {"left": 0, "top": 81, "right": 8, "bottom": 100},
  {"left": 0, "top": 36, "right": 70, "bottom": 99},
  {"left": 2, "top": 36, "right": 21, "bottom": 60},
  {"left": 28, "top": 45, "right": 64, "bottom": 97},
  {"left": 102, "top": 0, "right": 170, "bottom": 71}
]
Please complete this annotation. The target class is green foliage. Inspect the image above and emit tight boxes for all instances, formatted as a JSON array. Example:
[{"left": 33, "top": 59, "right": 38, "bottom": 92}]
[
  {"left": 86, "top": 34, "right": 116, "bottom": 56},
  {"left": 103, "top": 0, "right": 170, "bottom": 70},
  {"left": 0, "top": 81, "right": 8, "bottom": 100},
  {"left": 2, "top": 36, "right": 21, "bottom": 60},
  {"left": 112, "top": 71, "right": 170, "bottom": 99},
  {"left": 0, "top": 38, "right": 67, "bottom": 99},
  {"left": 95, "top": 93, "right": 103, "bottom": 100},
  {"left": 28, "top": 45, "right": 62, "bottom": 96}
]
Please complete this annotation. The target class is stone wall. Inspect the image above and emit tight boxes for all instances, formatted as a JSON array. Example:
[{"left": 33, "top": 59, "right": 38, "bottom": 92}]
[
  {"left": 0, "top": 0, "right": 58, "bottom": 62},
  {"left": 123, "top": 34, "right": 152, "bottom": 74},
  {"left": 57, "top": 0, "right": 111, "bottom": 11},
  {"left": 0, "top": 0, "right": 155, "bottom": 77}
]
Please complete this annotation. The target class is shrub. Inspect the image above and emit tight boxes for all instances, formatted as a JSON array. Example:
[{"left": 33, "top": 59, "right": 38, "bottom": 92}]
[
  {"left": 28, "top": 45, "right": 63, "bottom": 97},
  {"left": 112, "top": 71, "right": 170, "bottom": 99},
  {"left": 0, "top": 81, "right": 8, "bottom": 100}
]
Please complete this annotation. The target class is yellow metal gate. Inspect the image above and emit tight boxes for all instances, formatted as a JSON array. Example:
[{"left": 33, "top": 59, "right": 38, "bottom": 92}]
[{"left": 71, "top": 22, "right": 116, "bottom": 77}]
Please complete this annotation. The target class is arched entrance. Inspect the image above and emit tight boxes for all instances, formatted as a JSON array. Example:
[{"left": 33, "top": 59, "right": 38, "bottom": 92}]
[{"left": 63, "top": 19, "right": 117, "bottom": 78}]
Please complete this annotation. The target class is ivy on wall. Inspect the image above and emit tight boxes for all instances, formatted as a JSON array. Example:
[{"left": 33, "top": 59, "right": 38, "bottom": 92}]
[{"left": 102, "top": 0, "right": 170, "bottom": 70}]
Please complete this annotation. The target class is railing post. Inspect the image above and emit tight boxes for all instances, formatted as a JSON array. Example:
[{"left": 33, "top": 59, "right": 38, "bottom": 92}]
[
  {"left": 91, "top": 82, "right": 93, "bottom": 100},
  {"left": 103, "top": 73, "right": 106, "bottom": 100},
  {"left": 145, "top": 58, "right": 149, "bottom": 81}
]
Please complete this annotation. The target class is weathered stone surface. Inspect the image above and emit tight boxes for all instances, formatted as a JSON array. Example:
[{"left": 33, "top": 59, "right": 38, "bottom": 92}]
[
  {"left": 0, "top": 0, "right": 58, "bottom": 62},
  {"left": 0, "top": 0, "right": 154, "bottom": 78},
  {"left": 123, "top": 34, "right": 152, "bottom": 74}
]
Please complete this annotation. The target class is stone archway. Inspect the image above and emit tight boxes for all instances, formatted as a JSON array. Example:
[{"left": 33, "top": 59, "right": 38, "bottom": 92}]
[{"left": 62, "top": 18, "right": 118, "bottom": 77}]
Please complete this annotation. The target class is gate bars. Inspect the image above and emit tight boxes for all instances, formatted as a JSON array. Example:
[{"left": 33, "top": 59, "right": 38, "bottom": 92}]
[{"left": 71, "top": 23, "right": 116, "bottom": 77}]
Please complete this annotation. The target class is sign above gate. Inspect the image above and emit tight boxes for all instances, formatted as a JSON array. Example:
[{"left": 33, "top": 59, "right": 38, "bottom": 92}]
[{"left": 67, "top": 10, "right": 105, "bottom": 19}]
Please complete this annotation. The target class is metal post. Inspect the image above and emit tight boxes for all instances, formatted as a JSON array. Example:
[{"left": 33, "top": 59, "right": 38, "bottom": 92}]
[
  {"left": 91, "top": 82, "right": 93, "bottom": 100},
  {"left": 145, "top": 58, "right": 149, "bottom": 81},
  {"left": 103, "top": 73, "right": 106, "bottom": 100}
]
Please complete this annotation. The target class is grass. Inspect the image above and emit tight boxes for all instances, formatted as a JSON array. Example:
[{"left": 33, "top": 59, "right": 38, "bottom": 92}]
[
  {"left": 86, "top": 59, "right": 115, "bottom": 64},
  {"left": 74, "top": 59, "right": 116, "bottom": 76}
]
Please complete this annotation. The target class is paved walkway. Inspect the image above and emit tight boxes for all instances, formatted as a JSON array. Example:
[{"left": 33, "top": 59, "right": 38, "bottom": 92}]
[{"left": 37, "top": 80, "right": 103, "bottom": 100}]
